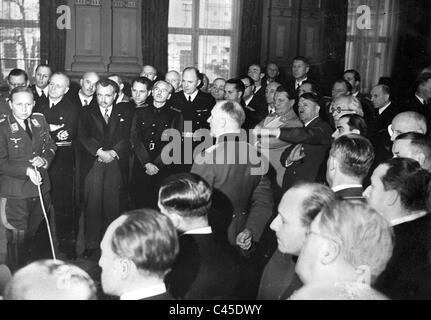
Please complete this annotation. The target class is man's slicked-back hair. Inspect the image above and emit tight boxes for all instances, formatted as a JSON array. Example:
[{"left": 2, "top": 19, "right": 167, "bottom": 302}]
[
  {"left": 330, "top": 134, "right": 375, "bottom": 180},
  {"left": 159, "top": 173, "right": 212, "bottom": 218},
  {"left": 380, "top": 157, "right": 431, "bottom": 212},
  {"left": 96, "top": 78, "right": 119, "bottom": 94},
  {"left": 132, "top": 76, "right": 153, "bottom": 91},
  {"left": 395, "top": 132, "right": 431, "bottom": 170},
  {"left": 35, "top": 64, "right": 53, "bottom": 74},
  {"left": 275, "top": 86, "right": 290, "bottom": 98},
  {"left": 293, "top": 56, "right": 310, "bottom": 67},
  {"left": 219, "top": 100, "right": 246, "bottom": 127},
  {"left": 291, "top": 182, "right": 336, "bottom": 227},
  {"left": 339, "top": 114, "right": 368, "bottom": 136},
  {"left": 318, "top": 200, "right": 394, "bottom": 282},
  {"left": 110, "top": 209, "right": 179, "bottom": 278},
  {"left": 226, "top": 78, "right": 245, "bottom": 94},
  {"left": 344, "top": 69, "right": 361, "bottom": 82},
  {"left": 51, "top": 72, "right": 70, "bottom": 87},
  {"left": 10, "top": 86, "right": 34, "bottom": 101},
  {"left": 333, "top": 78, "right": 353, "bottom": 94},
  {"left": 182, "top": 66, "right": 201, "bottom": 78},
  {"left": 8, "top": 68, "right": 28, "bottom": 82}
]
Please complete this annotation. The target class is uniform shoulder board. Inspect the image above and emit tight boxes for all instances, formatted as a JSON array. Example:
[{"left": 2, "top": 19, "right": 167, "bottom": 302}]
[
  {"left": 170, "top": 106, "right": 181, "bottom": 113},
  {"left": 0, "top": 118, "right": 5, "bottom": 124},
  {"left": 32, "top": 113, "right": 45, "bottom": 117}
]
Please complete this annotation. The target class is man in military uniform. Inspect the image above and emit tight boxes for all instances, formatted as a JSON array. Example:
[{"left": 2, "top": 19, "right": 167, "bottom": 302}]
[
  {"left": 30, "top": 64, "right": 52, "bottom": 110},
  {"left": 169, "top": 67, "right": 216, "bottom": 171},
  {"left": 0, "top": 87, "right": 56, "bottom": 269},
  {"left": 130, "top": 76, "right": 152, "bottom": 109},
  {"left": 130, "top": 80, "right": 183, "bottom": 209},
  {"left": 35, "top": 72, "right": 79, "bottom": 259},
  {"left": 0, "top": 69, "right": 29, "bottom": 118}
]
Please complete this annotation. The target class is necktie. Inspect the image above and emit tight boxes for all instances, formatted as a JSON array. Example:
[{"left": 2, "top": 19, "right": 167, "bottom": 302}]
[
  {"left": 188, "top": 95, "right": 192, "bottom": 103},
  {"left": 104, "top": 108, "right": 109, "bottom": 124},
  {"left": 84, "top": 99, "right": 89, "bottom": 106},
  {"left": 24, "top": 119, "right": 32, "bottom": 139}
]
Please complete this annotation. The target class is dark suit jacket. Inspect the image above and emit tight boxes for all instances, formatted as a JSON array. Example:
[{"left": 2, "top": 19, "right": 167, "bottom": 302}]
[
  {"left": 406, "top": 95, "right": 431, "bottom": 138},
  {"left": 258, "top": 250, "right": 302, "bottom": 300},
  {"left": 334, "top": 186, "right": 364, "bottom": 200},
  {"left": 78, "top": 103, "right": 133, "bottom": 182},
  {"left": 279, "top": 117, "right": 333, "bottom": 190},
  {"left": 374, "top": 213, "right": 431, "bottom": 299},
  {"left": 191, "top": 134, "right": 273, "bottom": 245},
  {"left": 34, "top": 96, "right": 79, "bottom": 146},
  {"left": 169, "top": 90, "right": 216, "bottom": 132},
  {"left": 165, "top": 233, "right": 240, "bottom": 300},
  {"left": 0, "top": 91, "right": 10, "bottom": 117},
  {"left": 245, "top": 85, "right": 268, "bottom": 128},
  {"left": 0, "top": 113, "right": 56, "bottom": 198},
  {"left": 30, "top": 85, "right": 49, "bottom": 110}
]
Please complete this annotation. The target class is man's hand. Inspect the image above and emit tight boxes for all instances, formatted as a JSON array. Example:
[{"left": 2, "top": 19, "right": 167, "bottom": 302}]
[
  {"left": 236, "top": 228, "right": 253, "bottom": 250},
  {"left": 287, "top": 144, "right": 305, "bottom": 162},
  {"left": 26, "top": 167, "right": 42, "bottom": 186},
  {"left": 49, "top": 124, "right": 65, "bottom": 132},
  {"left": 97, "top": 150, "right": 115, "bottom": 163},
  {"left": 145, "top": 163, "right": 159, "bottom": 176},
  {"left": 29, "top": 156, "right": 47, "bottom": 168}
]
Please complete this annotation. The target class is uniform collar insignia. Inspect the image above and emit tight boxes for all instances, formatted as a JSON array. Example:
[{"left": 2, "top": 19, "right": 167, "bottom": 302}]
[{"left": 31, "top": 118, "right": 41, "bottom": 127}]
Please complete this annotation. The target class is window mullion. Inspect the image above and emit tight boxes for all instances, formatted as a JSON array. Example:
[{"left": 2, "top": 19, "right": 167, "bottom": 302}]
[{"left": 192, "top": 0, "right": 200, "bottom": 67}]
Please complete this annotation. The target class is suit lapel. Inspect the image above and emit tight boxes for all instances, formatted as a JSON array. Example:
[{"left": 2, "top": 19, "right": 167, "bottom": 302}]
[
  {"left": 108, "top": 104, "right": 120, "bottom": 137},
  {"left": 90, "top": 105, "right": 105, "bottom": 134}
]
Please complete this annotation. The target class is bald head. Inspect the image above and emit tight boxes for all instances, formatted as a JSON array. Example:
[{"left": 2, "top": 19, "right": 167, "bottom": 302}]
[
  {"left": 390, "top": 111, "right": 427, "bottom": 141},
  {"left": 141, "top": 65, "right": 157, "bottom": 81},
  {"left": 4, "top": 260, "right": 96, "bottom": 300},
  {"left": 330, "top": 95, "right": 363, "bottom": 122}
]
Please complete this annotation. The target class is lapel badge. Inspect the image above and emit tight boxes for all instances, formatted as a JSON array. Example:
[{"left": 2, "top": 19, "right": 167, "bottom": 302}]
[
  {"left": 31, "top": 118, "right": 41, "bottom": 127},
  {"left": 10, "top": 137, "right": 21, "bottom": 144},
  {"left": 11, "top": 123, "right": 19, "bottom": 133}
]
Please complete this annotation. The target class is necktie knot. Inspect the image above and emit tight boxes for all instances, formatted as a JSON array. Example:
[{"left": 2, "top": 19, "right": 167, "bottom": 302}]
[
  {"left": 188, "top": 95, "right": 192, "bottom": 102},
  {"left": 84, "top": 99, "right": 89, "bottom": 106}
]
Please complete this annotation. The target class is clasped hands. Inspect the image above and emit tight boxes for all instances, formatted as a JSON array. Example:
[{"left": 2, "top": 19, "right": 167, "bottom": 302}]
[
  {"left": 97, "top": 149, "right": 118, "bottom": 163},
  {"left": 236, "top": 228, "right": 253, "bottom": 251}
]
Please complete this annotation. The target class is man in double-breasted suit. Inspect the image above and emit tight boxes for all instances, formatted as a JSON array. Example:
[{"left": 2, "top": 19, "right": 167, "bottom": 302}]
[
  {"left": 0, "top": 87, "right": 56, "bottom": 268},
  {"left": 35, "top": 72, "right": 80, "bottom": 259},
  {"left": 78, "top": 79, "right": 133, "bottom": 258}
]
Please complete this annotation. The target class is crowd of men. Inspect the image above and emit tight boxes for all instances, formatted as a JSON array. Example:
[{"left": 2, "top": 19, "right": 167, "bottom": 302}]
[{"left": 1, "top": 56, "right": 431, "bottom": 300}]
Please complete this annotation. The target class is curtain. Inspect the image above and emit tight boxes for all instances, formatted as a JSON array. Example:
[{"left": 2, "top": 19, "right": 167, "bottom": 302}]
[
  {"left": 142, "top": 0, "right": 169, "bottom": 74},
  {"left": 238, "top": 0, "right": 264, "bottom": 76},
  {"left": 391, "top": 0, "right": 431, "bottom": 102},
  {"left": 345, "top": 0, "right": 399, "bottom": 94},
  {"left": 40, "top": 0, "right": 67, "bottom": 72}
]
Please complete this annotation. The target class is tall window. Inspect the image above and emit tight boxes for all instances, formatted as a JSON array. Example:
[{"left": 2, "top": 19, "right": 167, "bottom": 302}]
[
  {"left": 168, "top": 0, "right": 240, "bottom": 81},
  {"left": 0, "top": 0, "right": 40, "bottom": 86},
  {"left": 345, "top": 0, "right": 399, "bottom": 93}
]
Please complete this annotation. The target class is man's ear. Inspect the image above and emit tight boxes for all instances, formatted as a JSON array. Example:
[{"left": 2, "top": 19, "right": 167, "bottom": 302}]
[
  {"left": 260, "top": 73, "right": 265, "bottom": 80},
  {"left": 415, "top": 153, "right": 426, "bottom": 167},
  {"left": 386, "top": 189, "right": 399, "bottom": 207},
  {"left": 119, "top": 258, "right": 133, "bottom": 280},
  {"left": 120, "top": 83, "right": 124, "bottom": 91},
  {"left": 321, "top": 239, "right": 340, "bottom": 266},
  {"left": 306, "top": 66, "right": 310, "bottom": 74},
  {"left": 64, "top": 87, "right": 70, "bottom": 95}
]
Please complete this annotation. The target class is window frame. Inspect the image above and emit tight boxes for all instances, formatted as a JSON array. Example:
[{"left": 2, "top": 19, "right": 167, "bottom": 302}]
[{"left": 168, "top": 0, "right": 240, "bottom": 78}]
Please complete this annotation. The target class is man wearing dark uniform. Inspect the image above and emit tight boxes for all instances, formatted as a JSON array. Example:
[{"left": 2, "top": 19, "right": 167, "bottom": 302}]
[
  {"left": 130, "top": 80, "right": 183, "bottom": 209},
  {"left": 0, "top": 69, "right": 29, "bottom": 118},
  {"left": 30, "top": 64, "right": 52, "bottom": 110},
  {"left": 35, "top": 72, "right": 79, "bottom": 260},
  {"left": 0, "top": 87, "right": 56, "bottom": 270},
  {"left": 169, "top": 67, "right": 216, "bottom": 171}
]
